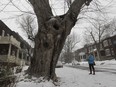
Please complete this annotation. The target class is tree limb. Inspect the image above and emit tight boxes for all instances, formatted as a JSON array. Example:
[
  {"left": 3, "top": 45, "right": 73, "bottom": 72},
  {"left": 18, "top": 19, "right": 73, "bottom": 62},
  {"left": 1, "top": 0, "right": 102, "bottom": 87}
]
[{"left": 28, "top": 0, "right": 53, "bottom": 23}]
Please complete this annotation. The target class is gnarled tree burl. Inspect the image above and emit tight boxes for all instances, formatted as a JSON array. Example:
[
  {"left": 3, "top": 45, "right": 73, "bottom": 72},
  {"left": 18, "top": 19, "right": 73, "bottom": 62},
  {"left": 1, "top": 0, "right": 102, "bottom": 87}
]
[{"left": 27, "top": 0, "right": 93, "bottom": 81}]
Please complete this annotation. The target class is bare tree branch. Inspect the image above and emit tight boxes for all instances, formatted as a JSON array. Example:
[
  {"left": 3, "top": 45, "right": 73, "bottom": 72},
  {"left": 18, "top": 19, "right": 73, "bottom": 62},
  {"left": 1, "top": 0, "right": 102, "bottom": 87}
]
[
  {"left": 10, "top": 0, "right": 35, "bottom": 15},
  {"left": 0, "top": 0, "right": 11, "bottom": 13},
  {"left": 63, "top": 33, "right": 80, "bottom": 52},
  {"left": 16, "top": 14, "right": 37, "bottom": 41}
]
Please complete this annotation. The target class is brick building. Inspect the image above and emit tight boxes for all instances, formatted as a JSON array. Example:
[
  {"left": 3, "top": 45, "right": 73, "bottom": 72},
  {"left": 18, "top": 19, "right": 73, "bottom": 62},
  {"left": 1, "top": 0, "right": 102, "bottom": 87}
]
[{"left": 75, "top": 34, "right": 116, "bottom": 61}]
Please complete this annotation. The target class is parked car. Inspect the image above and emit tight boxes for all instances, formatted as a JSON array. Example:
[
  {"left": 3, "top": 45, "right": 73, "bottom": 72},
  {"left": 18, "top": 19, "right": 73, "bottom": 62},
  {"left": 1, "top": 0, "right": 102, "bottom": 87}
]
[
  {"left": 56, "top": 61, "right": 63, "bottom": 68},
  {"left": 72, "top": 60, "right": 80, "bottom": 66}
]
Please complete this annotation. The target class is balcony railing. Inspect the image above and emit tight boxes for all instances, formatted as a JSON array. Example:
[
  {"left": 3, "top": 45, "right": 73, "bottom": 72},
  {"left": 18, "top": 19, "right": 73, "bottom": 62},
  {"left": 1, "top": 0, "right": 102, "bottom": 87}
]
[
  {"left": 0, "top": 55, "right": 7, "bottom": 62},
  {"left": 0, "top": 36, "right": 20, "bottom": 48},
  {"left": 0, "top": 55, "right": 23, "bottom": 66}
]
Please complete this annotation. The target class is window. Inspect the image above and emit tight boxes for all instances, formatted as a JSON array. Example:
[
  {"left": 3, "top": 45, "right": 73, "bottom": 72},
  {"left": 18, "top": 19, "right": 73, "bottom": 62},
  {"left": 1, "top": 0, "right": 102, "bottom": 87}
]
[
  {"left": 100, "top": 50, "right": 105, "bottom": 56},
  {"left": 0, "top": 44, "right": 9, "bottom": 55},
  {"left": 105, "top": 49, "right": 111, "bottom": 56},
  {"left": 100, "top": 43, "right": 103, "bottom": 50},
  {"left": 111, "top": 48, "right": 114, "bottom": 55},
  {"left": 108, "top": 39, "right": 112, "bottom": 45},
  {"left": 103, "top": 40, "right": 108, "bottom": 47},
  {"left": 113, "top": 40, "right": 116, "bottom": 45}
]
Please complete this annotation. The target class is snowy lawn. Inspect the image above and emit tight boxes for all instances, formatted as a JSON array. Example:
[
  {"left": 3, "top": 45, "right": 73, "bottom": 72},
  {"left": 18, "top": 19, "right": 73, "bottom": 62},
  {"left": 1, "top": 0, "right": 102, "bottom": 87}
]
[
  {"left": 79, "top": 59, "right": 116, "bottom": 69},
  {"left": 56, "top": 67, "right": 116, "bottom": 87},
  {"left": 16, "top": 60, "right": 116, "bottom": 87}
]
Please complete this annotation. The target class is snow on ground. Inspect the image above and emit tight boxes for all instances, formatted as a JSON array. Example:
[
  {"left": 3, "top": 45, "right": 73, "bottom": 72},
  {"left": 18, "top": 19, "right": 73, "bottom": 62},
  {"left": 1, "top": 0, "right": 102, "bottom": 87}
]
[
  {"left": 16, "top": 59, "right": 116, "bottom": 87},
  {"left": 56, "top": 67, "right": 116, "bottom": 87},
  {"left": 79, "top": 59, "right": 116, "bottom": 65},
  {"left": 79, "top": 59, "right": 116, "bottom": 69}
]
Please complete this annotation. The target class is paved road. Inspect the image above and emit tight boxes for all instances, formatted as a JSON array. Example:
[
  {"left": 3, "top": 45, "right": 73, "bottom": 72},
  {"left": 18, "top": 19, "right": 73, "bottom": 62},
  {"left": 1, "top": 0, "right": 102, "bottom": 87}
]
[{"left": 66, "top": 65, "right": 116, "bottom": 74}]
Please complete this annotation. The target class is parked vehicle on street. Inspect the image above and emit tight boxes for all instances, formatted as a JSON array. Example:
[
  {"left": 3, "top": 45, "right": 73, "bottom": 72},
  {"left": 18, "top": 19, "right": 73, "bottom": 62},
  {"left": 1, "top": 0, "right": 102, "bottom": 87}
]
[{"left": 72, "top": 60, "right": 80, "bottom": 66}]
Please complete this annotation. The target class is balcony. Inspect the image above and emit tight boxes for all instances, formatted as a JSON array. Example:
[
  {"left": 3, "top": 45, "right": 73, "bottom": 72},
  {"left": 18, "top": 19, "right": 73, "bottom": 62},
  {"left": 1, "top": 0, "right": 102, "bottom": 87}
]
[
  {"left": 0, "top": 55, "right": 22, "bottom": 66},
  {"left": 0, "top": 36, "right": 20, "bottom": 48}
]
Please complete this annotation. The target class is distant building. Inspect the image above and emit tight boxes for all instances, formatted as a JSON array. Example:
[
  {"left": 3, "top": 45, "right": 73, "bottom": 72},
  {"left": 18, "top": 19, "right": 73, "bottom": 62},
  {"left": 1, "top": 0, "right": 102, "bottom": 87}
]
[
  {"left": 0, "top": 20, "right": 32, "bottom": 66},
  {"left": 75, "top": 47, "right": 86, "bottom": 62},
  {"left": 75, "top": 34, "right": 116, "bottom": 61}
]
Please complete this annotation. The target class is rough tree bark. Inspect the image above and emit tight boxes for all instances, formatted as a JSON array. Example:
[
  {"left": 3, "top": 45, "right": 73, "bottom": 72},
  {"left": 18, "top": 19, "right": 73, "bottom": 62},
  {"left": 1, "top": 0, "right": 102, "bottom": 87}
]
[{"left": 27, "top": 0, "right": 93, "bottom": 81}]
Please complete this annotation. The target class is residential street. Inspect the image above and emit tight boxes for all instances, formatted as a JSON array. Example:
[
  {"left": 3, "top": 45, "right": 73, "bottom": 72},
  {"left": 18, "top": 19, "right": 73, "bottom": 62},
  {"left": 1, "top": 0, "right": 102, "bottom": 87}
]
[
  {"left": 66, "top": 64, "right": 116, "bottom": 74},
  {"left": 17, "top": 60, "right": 116, "bottom": 87}
]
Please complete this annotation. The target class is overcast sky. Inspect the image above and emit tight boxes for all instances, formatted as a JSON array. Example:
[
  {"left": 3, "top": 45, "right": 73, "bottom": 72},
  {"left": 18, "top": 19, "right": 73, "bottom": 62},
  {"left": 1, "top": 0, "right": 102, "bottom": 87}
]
[{"left": 0, "top": 0, "right": 116, "bottom": 48}]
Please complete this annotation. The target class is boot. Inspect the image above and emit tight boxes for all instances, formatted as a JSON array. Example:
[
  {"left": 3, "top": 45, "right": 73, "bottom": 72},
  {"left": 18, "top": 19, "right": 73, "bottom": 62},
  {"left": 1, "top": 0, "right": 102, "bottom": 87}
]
[{"left": 93, "top": 72, "right": 95, "bottom": 75}]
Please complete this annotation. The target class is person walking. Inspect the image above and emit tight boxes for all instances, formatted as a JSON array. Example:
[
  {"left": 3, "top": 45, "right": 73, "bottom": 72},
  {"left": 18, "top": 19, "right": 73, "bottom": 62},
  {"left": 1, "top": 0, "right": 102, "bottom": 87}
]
[{"left": 87, "top": 53, "right": 95, "bottom": 75}]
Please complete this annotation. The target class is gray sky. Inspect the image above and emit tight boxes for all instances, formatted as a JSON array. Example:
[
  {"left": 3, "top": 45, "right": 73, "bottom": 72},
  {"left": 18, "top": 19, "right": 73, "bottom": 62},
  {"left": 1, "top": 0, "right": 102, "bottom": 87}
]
[{"left": 0, "top": 0, "right": 116, "bottom": 48}]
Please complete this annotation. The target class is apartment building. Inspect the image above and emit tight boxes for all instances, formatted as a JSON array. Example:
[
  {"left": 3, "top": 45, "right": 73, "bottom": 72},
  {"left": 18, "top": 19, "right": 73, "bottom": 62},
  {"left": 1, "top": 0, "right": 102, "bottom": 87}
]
[
  {"left": 75, "top": 34, "right": 116, "bottom": 61},
  {"left": 0, "top": 20, "right": 32, "bottom": 66}
]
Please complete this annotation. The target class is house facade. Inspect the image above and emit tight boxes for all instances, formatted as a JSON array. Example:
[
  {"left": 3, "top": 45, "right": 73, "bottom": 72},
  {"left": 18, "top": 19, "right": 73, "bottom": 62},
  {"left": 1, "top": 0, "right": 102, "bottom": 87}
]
[
  {"left": 75, "top": 47, "right": 87, "bottom": 62},
  {"left": 75, "top": 34, "right": 116, "bottom": 61},
  {"left": 0, "top": 20, "right": 32, "bottom": 66}
]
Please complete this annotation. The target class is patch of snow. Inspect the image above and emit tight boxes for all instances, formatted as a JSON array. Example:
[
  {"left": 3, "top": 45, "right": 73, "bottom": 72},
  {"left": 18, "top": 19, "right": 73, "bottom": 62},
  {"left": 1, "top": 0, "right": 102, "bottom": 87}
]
[{"left": 16, "top": 59, "right": 116, "bottom": 87}]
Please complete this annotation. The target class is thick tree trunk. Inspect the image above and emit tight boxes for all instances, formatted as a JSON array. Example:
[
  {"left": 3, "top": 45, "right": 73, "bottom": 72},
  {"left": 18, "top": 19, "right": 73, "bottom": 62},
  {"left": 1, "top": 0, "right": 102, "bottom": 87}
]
[
  {"left": 27, "top": 17, "right": 68, "bottom": 80},
  {"left": 27, "top": 0, "right": 92, "bottom": 81}
]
